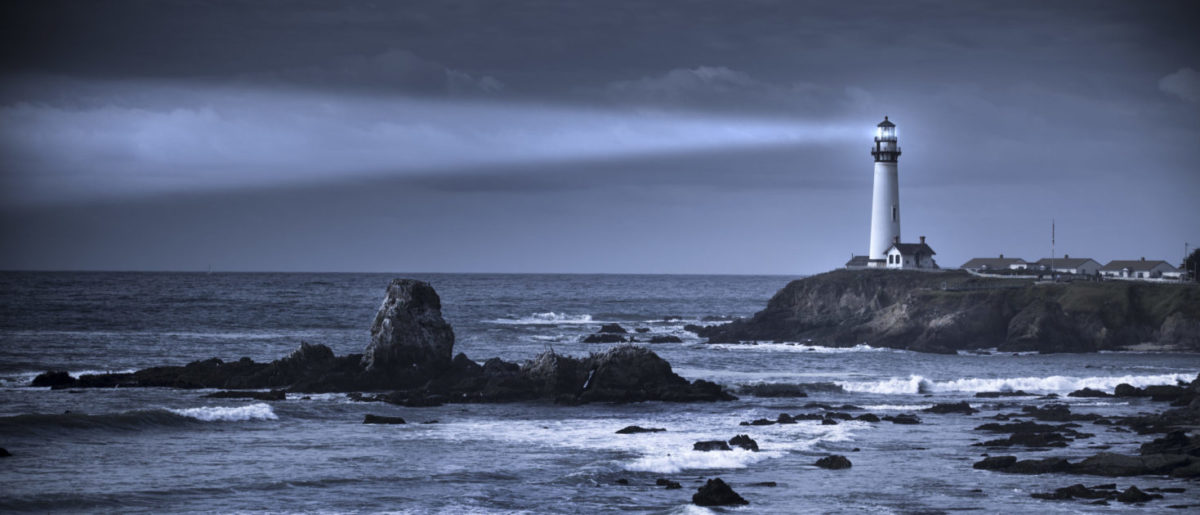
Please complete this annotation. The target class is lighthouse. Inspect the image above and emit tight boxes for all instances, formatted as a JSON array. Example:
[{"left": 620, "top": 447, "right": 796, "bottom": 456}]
[{"left": 868, "top": 116, "right": 901, "bottom": 267}]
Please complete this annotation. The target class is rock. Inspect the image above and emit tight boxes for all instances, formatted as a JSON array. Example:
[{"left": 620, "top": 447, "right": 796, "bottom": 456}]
[
  {"left": 976, "top": 432, "right": 1070, "bottom": 448},
  {"left": 1020, "top": 403, "right": 1100, "bottom": 422},
  {"left": 1116, "top": 486, "right": 1160, "bottom": 503},
  {"left": 362, "top": 414, "right": 406, "bottom": 424},
  {"left": 815, "top": 455, "right": 852, "bottom": 469},
  {"left": 1114, "top": 383, "right": 1146, "bottom": 397},
  {"left": 821, "top": 418, "right": 839, "bottom": 425},
  {"left": 615, "top": 478, "right": 629, "bottom": 485},
  {"left": 1031, "top": 483, "right": 1113, "bottom": 501},
  {"left": 693, "top": 440, "right": 732, "bottom": 451},
  {"left": 1008, "top": 457, "right": 1073, "bottom": 474},
  {"left": 856, "top": 413, "right": 880, "bottom": 422},
  {"left": 616, "top": 425, "right": 666, "bottom": 434},
  {"left": 884, "top": 414, "right": 922, "bottom": 424},
  {"left": 648, "top": 335, "right": 683, "bottom": 344},
  {"left": 975, "top": 390, "right": 1033, "bottom": 398},
  {"left": 776, "top": 413, "right": 796, "bottom": 424},
  {"left": 749, "top": 481, "right": 777, "bottom": 487},
  {"left": 203, "top": 390, "right": 286, "bottom": 401},
  {"left": 692, "top": 478, "right": 749, "bottom": 506},
  {"left": 1071, "top": 452, "right": 1192, "bottom": 477},
  {"left": 1139, "top": 430, "right": 1200, "bottom": 456},
  {"left": 635, "top": 328, "right": 650, "bottom": 333},
  {"left": 656, "top": 478, "right": 682, "bottom": 489},
  {"left": 32, "top": 370, "right": 75, "bottom": 388},
  {"left": 974, "top": 456, "right": 1017, "bottom": 470},
  {"left": 924, "top": 401, "right": 977, "bottom": 414},
  {"left": 362, "top": 279, "right": 455, "bottom": 373},
  {"left": 729, "top": 434, "right": 759, "bottom": 451},
  {"left": 740, "top": 384, "right": 809, "bottom": 397},
  {"left": 1068, "top": 387, "right": 1112, "bottom": 398},
  {"left": 598, "top": 323, "right": 627, "bottom": 334},
  {"left": 0, "top": 448, "right": 10, "bottom": 457},
  {"left": 582, "top": 333, "right": 628, "bottom": 344}
]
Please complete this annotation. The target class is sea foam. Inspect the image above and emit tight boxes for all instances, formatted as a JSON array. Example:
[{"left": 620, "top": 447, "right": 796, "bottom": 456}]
[
  {"left": 705, "top": 342, "right": 896, "bottom": 354},
  {"left": 837, "top": 373, "right": 1193, "bottom": 395},
  {"left": 486, "top": 312, "right": 596, "bottom": 325},
  {"left": 625, "top": 449, "right": 782, "bottom": 474},
  {"left": 168, "top": 403, "right": 278, "bottom": 422}
]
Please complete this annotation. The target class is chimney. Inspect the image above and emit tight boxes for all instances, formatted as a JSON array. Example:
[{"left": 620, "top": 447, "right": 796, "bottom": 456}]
[
  {"left": 920, "top": 235, "right": 926, "bottom": 244},
  {"left": 893, "top": 236, "right": 900, "bottom": 244},
  {"left": 999, "top": 253, "right": 1004, "bottom": 259},
  {"left": 1064, "top": 254, "right": 1069, "bottom": 259}
]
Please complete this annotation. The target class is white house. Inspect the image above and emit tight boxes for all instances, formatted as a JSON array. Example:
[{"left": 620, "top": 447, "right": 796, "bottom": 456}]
[
  {"left": 885, "top": 236, "right": 937, "bottom": 269},
  {"left": 960, "top": 255, "right": 1027, "bottom": 272},
  {"left": 1032, "top": 255, "right": 1102, "bottom": 275},
  {"left": 1100, "top": 258, "right": 1180, "bottom": 279}
]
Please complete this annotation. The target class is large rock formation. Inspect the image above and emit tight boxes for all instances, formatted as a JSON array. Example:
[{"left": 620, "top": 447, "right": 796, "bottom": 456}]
[
  {"left": 362, "top": 279, "right": 455, "bottom": 372},
  {"left": 696, "top": 269, "right": 1200, "bottom": 354},
  {"left": 36, "top": 279, "right": 734, "bottom": 403}
]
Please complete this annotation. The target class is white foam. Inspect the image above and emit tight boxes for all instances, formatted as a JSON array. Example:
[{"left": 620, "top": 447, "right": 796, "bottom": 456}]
[
  {"left": 838, "top": 373, "right": 1193, "bottom": 395},
  {"left": 626, "top": 449, "right": 782, "bottom": 474},
  {"left": 168, "top": 403, "right": 278, "bottom": 422},
  {"left": 861, "top": 404, "right": 934, "bottom": 411},
  {"left": 704, "top": 342, "right": 895, "bottom": 354},
  {"left": 486, "top": 312, "right": 596, "bottom": 325}
]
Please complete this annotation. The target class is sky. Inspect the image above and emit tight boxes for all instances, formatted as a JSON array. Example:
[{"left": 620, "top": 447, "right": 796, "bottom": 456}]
[{"left": 1, "top": 0, "right": 1197, "bottom": 274}]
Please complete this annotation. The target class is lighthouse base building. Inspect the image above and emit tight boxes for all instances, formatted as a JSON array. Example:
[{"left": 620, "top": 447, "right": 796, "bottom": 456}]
[{"left": 845, "top": 117, "right": 939, "bottom": 271}]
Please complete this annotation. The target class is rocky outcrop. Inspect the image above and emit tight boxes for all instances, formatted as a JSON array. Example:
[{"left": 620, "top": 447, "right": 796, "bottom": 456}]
[
  {"left": 692, "top": 478, "right": 748, "bottom": 506},
  {"left": 696, "top": 269, "right": 1200, "bottom": 353},
  {"left": 815, "top": 455, "right": 852, "bottom": 469},
  {"left": 37, "top": 279, "right": 735, "bottom": 404}
]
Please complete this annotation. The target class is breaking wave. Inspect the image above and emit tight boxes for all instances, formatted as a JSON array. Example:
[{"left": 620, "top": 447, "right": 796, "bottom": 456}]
[
  {"left": 168, "top": 403, "right": 278, "bottom": 422},
  {"left": 837, "top": 373, "right": 1193, "bottom": 395},
  {"left": 486, "top": 312, "right": 596, "bottom": 325},
  {"left": 625, "top": 449, "right": 782, "bottom": 474},
  {"left": 705, "top": 342, "right": 897, "bottom": 354}
]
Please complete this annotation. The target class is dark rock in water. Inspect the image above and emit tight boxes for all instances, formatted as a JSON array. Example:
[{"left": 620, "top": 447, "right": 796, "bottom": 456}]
[
  {"left": 856, "top": 413, "right": 881, "bottom": 422},
  {"left": 616, "top": 425, "right": 666, "bottom": 434},
  {"left": 362, "top": 279, "right": 455, "bottom": 374},
  {"left": 599, "top": 323, "right": 627, "bottom": 334},
  {"left": 1072, "top": 452, "right": 1192, "bottom": 477},
  {"left": 362, "top": 414, "right": 406, "bottom": 424},
  {"left": 884, "top": 414, "right": 922, "bottom": 424},
  {"left": 976, "top": 431, "right": 1070, "bottom": 448},
  {"left": 974, "top": 456, "right": 1017, "bottom": 470},
  {"left": 975, "top": 390, "right": 1033, "bottom": 398},
  {"left": 648, "top": 335, "right": 683, "bottom": 344},
  {"left": 682, "top": 324, "right": 705, "bottom": 334},
  {"left": 1114, "top": 383, "right": 1146, "bottom": 397},
  {"left": 694, "top": 440, "right": 732, "bottom": 451},
  {"left": 821, "top": 418, "right": 839, "bottom": 425},
  {"left": 1008, "top": 457, "right": 1073, "bottom": 474},
  {"left": 1021, "top": 403, "right": 1100, "bottom": 422},
  {"left": 582, "top": 333, "right": 628, "bottom": 344},
  {"left": 749, "top": 481, "right": 777, "bottom": 487},
  {"left": 692, "top": 478, "right": 749, "bottom": 506},
  {"left": 1068, "top": 388, "right": 1112, "bottom": 398},
  {"left": 1140, "top": 430, "right": 1200, "bottom": 456},
  {"left": 1031, "top": 483, "right": 1113, "bottom": 501},
  {"left": 742, "top": 418, "right": 775, "bottom": 426},
  {"left": 741, "top": 384, "right": 809, "bottom": 398},
  {"left": 924, "top": 401, "right": 978, "bottom": 414},
  {"left": 32, "top": 370, "right": 75, "bottom": 388},
  {"left": 1117, "top": 486, "right": 1160, "bottom": 503},
  {"left": 203, "top": 389, "right": 286, "bottom": 401},
  {"left": 635, "top": 328, "right": 651, "bottom": 333},
  {"left": 776, "top": 413, "right": 796, "bottom": 424},
  {"left": 655, "top": 478, "right": 682, "bottom": 489},
  {"left": 826, "top": 412, "right": 854, "bottom": 420},
  {"left": 0, "top": 447, "right": 11, "bottom": 457},
  {"left": 729, "top": 434, "right": 759, "bottom": 451},
  {"left": 614, "top": 478, "right": 629, "bottom": 485},
  {"left": 815, "top": 455, "right": 852, "bottom": 469}
]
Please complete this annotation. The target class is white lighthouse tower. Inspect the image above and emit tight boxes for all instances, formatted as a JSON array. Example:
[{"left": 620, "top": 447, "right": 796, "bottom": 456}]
[{"left": 867, "top": 116, "right": 901, "bottom": 267}]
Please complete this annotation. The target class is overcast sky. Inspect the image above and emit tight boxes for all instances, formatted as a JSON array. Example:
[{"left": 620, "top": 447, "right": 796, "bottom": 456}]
[{"left": 1, "top": 0, "right": 1197, "bottom": 274}]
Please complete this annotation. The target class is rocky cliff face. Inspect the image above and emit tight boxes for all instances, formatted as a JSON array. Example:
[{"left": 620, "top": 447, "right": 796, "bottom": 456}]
[{"left": 696, "top": 270, "right": 1200, "bottom": 354}]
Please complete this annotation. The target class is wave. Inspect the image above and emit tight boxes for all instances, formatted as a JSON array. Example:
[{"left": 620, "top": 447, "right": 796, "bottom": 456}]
[
  {"left": 486, "top": 312, "right": 596, "bottom": 325},
  {"left": 837, "top": 373, "right": 1193, "bottom": 395},
  {"left": 168, "top": 403, "right": 278, "bottom": 422},
  {"left": 625, "top": 449, "right": 782, "bottom": 474},
  {"left": 705, "top": 342, "right": 898, "bottom": 354},
  {"left": 0, "top": 403, "right": 277, "bottom": 433}
]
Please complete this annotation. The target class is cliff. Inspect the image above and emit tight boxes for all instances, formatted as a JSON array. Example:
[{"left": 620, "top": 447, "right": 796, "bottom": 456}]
[{"left": 695, "top": 270, "right": 1200, "bottom": 354}]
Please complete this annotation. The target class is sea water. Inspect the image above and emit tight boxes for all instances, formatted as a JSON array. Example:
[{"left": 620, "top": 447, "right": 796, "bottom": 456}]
[{"left": 1, "top": 272, "right": 1197, "bottom": 512}]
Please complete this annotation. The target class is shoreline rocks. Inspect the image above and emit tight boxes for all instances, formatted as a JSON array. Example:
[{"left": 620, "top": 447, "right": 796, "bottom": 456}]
[{"left": 692, "top": 478, "right": 748, "bottom": 506}]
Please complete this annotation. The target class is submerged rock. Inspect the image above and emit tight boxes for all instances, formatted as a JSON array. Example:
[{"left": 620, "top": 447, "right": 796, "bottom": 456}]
[
  {"left": 362, "top": 414, "right": 406, "bottom": 424},
  {"left": 692, "top": 478, "right": 749, "bottom": 506},
  {"left": 924, "top": 401, "right": 977, "bottom": 414},
  {"left": 616, "top": 425, "right": 665, "bottom": 434},
  {"left": 655, "top": 478, "right": 682, "bottom": 489},
  {"left": 815, "top": 455, "right": 852, "bottom": 469}
]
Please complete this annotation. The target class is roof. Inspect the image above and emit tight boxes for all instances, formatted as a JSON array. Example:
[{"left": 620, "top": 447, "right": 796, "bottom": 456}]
[
  {"left": 845, "top": 255, "right": 870, "bottom": 267},
  {"left": 961, "top": 257, "right": 1026, "bottom": 269},
  {"left": 887, "top": 242, "right": 935, "bottom": 256},
  {"left": 1100, "top": 259, "right": 1178, "bottom": 272},
  {"left": 877, "top": 116, "right": 895, "bottom": 128},
  {"left": 1034, "top": 257, "right": 1099, "bottom": 268}
]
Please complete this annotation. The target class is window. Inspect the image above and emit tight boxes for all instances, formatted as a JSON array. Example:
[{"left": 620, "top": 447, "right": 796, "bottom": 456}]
[{"left": 892, "top": 205, "right": 898, "bottom": 222}]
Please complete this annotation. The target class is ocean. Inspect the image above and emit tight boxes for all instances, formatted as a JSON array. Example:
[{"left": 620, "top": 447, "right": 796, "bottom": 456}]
[{"left": 1, "top": 272, "right": 1197, "bottom": 513}]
